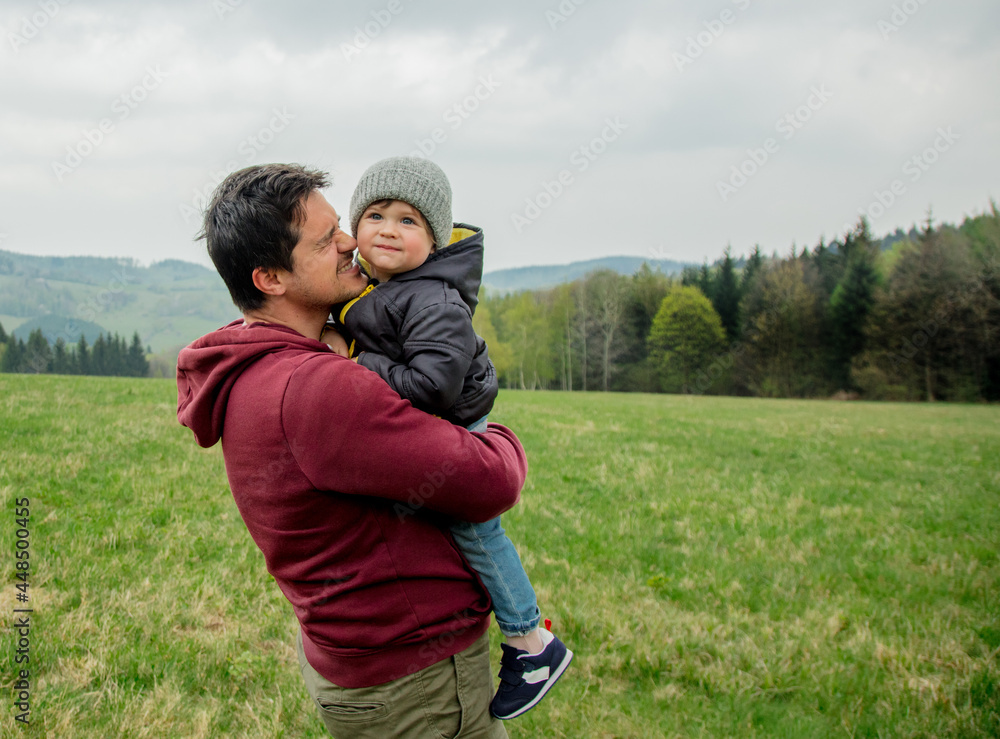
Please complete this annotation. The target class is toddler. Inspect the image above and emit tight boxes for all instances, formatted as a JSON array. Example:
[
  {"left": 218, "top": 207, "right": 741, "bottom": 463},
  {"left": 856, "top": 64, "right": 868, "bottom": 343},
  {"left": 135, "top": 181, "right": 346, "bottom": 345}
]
[{"left": 330, "top": 156, "right": 573, "bottom": 720}]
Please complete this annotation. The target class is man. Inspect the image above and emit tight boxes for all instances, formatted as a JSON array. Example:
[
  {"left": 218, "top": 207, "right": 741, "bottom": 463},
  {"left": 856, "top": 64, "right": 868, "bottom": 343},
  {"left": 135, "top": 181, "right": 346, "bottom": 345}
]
[{"left": 176, "top": 164, "right": 524, "bottom": 738}]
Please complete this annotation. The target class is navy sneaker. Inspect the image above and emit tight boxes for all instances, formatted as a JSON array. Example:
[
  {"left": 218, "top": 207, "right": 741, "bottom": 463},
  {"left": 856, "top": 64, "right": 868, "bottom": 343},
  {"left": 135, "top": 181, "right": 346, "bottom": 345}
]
[{"left": 490, "top": 627, "right": 573, "bottom": 720}]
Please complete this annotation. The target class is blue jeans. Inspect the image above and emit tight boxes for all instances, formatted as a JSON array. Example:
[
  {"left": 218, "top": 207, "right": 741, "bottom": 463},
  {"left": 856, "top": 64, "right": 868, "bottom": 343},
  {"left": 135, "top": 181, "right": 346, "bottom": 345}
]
[{"left": 451, "top": 417, "right": 540, "bottom": 637}]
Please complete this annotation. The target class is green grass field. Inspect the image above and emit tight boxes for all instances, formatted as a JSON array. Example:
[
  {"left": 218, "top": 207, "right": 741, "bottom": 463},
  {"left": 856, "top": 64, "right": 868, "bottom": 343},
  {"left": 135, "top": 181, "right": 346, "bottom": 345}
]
[{"left": 1, "top": 375, "right": 998, "bottom": 738}]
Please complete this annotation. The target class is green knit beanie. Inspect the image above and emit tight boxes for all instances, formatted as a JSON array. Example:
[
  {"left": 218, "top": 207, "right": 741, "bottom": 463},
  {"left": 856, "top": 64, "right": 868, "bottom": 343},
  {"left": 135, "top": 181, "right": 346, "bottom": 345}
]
[{"left": 350, "top": 156, "right": 453, "bottom": 249}]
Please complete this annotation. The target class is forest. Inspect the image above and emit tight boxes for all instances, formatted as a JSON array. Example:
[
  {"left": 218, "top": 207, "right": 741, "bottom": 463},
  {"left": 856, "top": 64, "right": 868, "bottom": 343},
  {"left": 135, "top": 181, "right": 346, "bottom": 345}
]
[
  {"left": 0, "top": 326, "right": 150, "bottom": 378},
  {"left": 2, "top": 205, "right": 997, "bottom": 400},
  {"left": 473, "top": 206, "right": 1000, "bottom": 402}
]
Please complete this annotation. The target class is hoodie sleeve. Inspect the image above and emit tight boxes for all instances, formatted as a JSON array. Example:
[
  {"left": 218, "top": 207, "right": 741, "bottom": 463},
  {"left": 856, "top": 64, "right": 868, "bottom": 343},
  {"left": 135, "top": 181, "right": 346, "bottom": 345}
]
[
  {"left": 357, "top": 300, "right": 475, "bottom": 414},
  {"left": 281, "top": 354, "right": 525, "bottom": 522}
]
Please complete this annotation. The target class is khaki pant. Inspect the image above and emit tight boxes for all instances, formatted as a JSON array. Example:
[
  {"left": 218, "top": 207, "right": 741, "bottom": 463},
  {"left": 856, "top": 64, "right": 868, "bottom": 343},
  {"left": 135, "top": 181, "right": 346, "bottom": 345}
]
[{"left": 297, "top": 630, "right": 509, "bottom": 739}]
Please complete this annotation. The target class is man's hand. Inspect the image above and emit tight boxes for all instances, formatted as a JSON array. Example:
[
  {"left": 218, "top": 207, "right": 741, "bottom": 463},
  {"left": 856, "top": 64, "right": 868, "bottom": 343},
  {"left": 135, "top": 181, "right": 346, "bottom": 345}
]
[{"left": 322, "top": 326, "right": 350, "bottom": 358}]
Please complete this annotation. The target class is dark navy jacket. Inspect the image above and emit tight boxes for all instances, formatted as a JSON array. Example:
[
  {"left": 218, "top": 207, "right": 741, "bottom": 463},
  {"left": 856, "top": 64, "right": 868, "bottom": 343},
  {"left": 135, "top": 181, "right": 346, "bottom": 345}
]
[{"left": 334, "top": 224, "right": 498, "bottom": 426}]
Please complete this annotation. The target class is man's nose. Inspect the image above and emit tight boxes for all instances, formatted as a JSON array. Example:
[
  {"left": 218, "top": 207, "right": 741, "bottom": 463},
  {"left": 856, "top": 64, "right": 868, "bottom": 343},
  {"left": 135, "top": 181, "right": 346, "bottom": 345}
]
[{"left": 335, "top": 231, "right": 358, "bottom": 252}]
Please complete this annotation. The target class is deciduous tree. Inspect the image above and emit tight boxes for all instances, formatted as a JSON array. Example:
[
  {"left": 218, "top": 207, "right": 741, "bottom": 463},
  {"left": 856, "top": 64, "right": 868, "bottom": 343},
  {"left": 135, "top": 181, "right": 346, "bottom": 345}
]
[
  {"left": 853, "top": 226, "right": 998, "bottom": 401},
  {"left": 738, "top": 259, "right": 828, "bottom": 397},
  {"left": 587, "top": 270, "right": 627, "bottom": 391},
  {"left": 647, "top": 285, "right": 725, "bottom": 393}
]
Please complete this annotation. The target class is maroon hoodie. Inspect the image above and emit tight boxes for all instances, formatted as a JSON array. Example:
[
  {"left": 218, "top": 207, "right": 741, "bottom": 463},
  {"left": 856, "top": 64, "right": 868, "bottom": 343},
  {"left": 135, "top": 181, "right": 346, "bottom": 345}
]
[{"left": 176, "top": 319, "right": 526, "bottom": 688}]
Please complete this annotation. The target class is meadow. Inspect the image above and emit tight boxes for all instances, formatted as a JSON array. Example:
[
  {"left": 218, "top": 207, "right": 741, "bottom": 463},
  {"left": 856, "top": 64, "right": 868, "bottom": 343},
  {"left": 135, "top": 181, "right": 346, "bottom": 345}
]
[{"left": 0, "top": 375, "right": 997, "bottom": 738}]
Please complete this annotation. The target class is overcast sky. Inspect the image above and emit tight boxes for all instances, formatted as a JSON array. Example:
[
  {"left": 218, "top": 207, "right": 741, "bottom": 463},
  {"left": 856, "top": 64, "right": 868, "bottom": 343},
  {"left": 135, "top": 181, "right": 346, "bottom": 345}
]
[{"left": 2, "top": 1, "right": 998, "bottom": 274}]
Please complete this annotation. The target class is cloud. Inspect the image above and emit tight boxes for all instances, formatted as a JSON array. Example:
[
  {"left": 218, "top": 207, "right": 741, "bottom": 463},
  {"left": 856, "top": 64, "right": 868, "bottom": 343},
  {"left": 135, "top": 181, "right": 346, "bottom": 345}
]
[{"left": 0, "top": 0, "right": 997, "bottom": 273}]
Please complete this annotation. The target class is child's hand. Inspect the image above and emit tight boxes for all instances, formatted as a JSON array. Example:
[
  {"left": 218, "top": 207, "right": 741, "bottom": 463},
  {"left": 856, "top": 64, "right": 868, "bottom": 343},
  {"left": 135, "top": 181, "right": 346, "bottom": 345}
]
[{"left": 322, "top": 327, "right": 350, "bottom": 358}]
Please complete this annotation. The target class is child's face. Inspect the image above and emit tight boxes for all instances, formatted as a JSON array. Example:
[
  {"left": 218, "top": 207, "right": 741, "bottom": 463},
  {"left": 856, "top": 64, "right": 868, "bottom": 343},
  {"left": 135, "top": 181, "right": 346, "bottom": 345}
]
[{"left": 356, "top": 199, "right": 435, "bottom": 280}]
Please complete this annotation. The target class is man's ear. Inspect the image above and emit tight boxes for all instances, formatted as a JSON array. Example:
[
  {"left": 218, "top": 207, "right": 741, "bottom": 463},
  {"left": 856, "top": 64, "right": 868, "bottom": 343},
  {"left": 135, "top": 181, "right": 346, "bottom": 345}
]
[{"left": 251, "top": 267, "right": 287, "bottom": 297}]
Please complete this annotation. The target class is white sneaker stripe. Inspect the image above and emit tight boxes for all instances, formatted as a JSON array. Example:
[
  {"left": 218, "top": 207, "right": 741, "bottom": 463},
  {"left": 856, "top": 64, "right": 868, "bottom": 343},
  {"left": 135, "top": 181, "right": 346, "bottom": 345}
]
[{"left": 521, "top": 666, "right": 550, "bottom": 684}]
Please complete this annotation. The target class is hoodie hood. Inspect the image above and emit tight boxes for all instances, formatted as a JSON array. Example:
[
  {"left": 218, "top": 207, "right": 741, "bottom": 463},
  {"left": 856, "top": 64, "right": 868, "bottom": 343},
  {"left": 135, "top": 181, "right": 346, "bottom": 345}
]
[
  {"left": 392, "top": 223, "right": 483, "bottom": 312},
  {"left": 176, "top": 320, "right": 329, "bottom": 447}
]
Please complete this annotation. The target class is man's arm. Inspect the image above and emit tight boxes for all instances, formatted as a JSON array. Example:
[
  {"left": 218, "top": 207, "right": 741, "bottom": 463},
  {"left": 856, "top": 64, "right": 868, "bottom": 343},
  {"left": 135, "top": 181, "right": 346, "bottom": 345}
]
[{"left": 282, "top": 354, "right": 524, "bottom": 522}]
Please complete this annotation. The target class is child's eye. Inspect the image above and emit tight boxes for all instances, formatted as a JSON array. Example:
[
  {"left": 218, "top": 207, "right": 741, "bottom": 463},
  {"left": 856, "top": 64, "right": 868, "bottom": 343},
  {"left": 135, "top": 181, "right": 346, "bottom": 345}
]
[
  {"left": 368, "top": 213, "right": 382, "bottom": 221},
  {"left": 402, "top": 217, "right": 415, "bottom": 225}
]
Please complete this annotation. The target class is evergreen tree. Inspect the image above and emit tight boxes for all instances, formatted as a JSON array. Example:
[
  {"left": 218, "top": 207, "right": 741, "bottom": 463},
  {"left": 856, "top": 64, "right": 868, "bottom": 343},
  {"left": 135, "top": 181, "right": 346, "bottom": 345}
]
[
  {"left": 741, "top": 245, "right": 764, "bottom": 297},
  {"left": 25, "top": 329, "right": 53, "bottom": 374},
  {"left": 109, "top": 334, "right": 120, "bottom": 375},
  {"left": 698, "top": 261, "right": 714, "bottom": 302},
  {"left": 127, "top": 332, "right": 150, "bottom": 377},
  {"left": 712, "top": 247, "right": 741, "bottom": 342},
  {"left": 92, "top": 334, "right": 108, "bottom": 375},
  {"left": 112, "top": 333, "right": 127, "bottom": 375},
  {"left": 813, "top": 237, "right": 844, "bottom": 300},
  {"left": 680, "top": 265, "right": 701, "bottom": 288},
  {"left": 76, "top": 335, "right": 90, "bottom": 375},
  {"left": 681, "top": 261, "right": 716, "bottom": 302},
  {"left": 53, "top": 337, "right": 71, "bottom": 375},
  {"left": 2, "top": 337, "right": 26, "bottom": 373},
  {"left": 829, "top": 220, "right": 881, "bottom": 388},
  {"left": 0, "top": 320, "right": 6, "bottom": 343}
]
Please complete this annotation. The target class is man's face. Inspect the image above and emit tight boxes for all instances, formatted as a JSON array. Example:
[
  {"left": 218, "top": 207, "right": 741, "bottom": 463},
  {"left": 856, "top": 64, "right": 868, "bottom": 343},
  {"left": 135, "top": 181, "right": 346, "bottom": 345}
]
[{"left": 282, "top": 191, "right": 368, "bottom": 310}]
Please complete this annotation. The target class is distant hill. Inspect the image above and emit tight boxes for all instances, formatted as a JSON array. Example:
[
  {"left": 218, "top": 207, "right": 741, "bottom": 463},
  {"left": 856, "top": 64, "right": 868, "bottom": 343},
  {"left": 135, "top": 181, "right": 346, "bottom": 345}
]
[
  {"left": 483, "top": 256, "right": 690, "bottom": 292},
  {"left": 11, "top": 315, "right": 108, "bottom": 345},
  {"left": 0, "top": 250, "right": 691, "bottom": 351},
  {"left": 0, "top": 249, "right": 235, "bottom": 354}
]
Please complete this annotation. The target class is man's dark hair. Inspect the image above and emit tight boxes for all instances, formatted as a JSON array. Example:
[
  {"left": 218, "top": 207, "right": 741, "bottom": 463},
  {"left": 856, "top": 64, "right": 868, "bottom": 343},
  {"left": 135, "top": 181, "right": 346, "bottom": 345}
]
[{"left": 199, "top": 164, "right": 330, "bottom": 312}]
